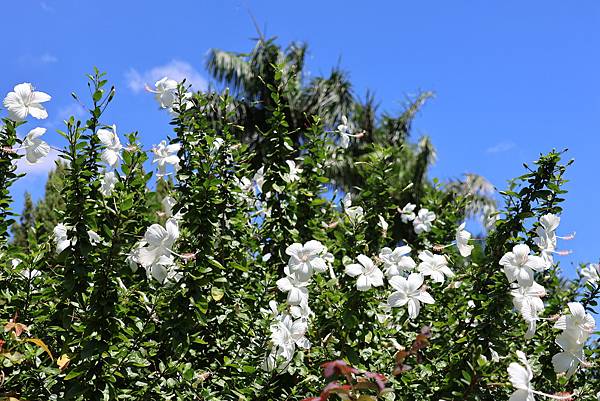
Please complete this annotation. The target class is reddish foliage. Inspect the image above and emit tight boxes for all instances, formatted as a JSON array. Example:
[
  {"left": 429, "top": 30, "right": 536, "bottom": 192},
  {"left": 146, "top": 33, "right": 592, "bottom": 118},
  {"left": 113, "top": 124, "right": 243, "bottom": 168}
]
[
  {"left": 322, "top": 360, "right": 359, "bottom": 378},
  {"left": 393, "top": 326, "right": 432, "bottom": 376}
]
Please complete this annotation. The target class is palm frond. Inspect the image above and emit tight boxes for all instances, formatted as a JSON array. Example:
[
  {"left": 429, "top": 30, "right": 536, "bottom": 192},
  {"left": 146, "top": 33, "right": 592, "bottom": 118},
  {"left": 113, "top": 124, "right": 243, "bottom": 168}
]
[{"left": 206, "top": 49, "right": 254, "bottom": 95}]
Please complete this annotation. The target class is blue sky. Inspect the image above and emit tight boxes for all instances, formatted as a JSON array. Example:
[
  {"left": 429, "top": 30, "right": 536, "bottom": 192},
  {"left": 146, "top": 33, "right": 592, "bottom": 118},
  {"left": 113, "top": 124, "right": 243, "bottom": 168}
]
[{"left": 3, "top": 1, "right": 599, "bottom": 276}]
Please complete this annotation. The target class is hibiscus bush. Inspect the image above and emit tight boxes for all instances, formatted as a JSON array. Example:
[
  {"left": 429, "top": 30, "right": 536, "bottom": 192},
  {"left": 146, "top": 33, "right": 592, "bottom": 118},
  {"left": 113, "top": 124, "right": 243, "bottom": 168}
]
[{"left": 0, "top": 66, "right": 598, "bottom": 401}]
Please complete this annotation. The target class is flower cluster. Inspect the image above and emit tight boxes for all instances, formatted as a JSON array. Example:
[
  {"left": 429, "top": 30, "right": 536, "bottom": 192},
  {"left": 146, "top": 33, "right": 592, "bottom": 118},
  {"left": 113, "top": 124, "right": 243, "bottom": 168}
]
[
  {"left": 264, "top": 240, "right": 333, "bottom": 370},
  {"left": 3, "top": 83, "right": 52, "bottom": 164},
  {"left": 500, "top": 213, "right": 573, "bottom": 339},
  {"left": 342, "top": 220, "right": 470, "bottom": 320},
  {"left": 399, "top": 203, "right": 436, "bottom": 234},
  {"left": 552, "top": 302, "right": 596, "bottom": 377}
]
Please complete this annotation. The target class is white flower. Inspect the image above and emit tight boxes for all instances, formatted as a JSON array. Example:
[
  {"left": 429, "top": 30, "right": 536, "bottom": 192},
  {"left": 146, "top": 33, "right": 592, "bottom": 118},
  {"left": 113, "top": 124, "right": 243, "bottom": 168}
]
[
  {"left": 413, "top": 208, "right": 435, "bottom": 234},
  {"left": 343, "top": 193, "right": 363, "bottom": 222},
  {"left": 456, "top": 222, "right": 474, "bottom": 257},
  {"left": 20, "top": 269, "right": 41, "bottom": 280},
  {"left": 97, "top": 125, "right": 123, "bottom": 168},
  {"left": 536, "top": 214, "right": 576, "bottom": 269},
  {"left": 510, "top": 282, "right": 546, "bottom": 339},
  {"left": 53, "top": 223, "right": 74, "bottom": 254},
  {"left": 87, "top": 230, "right": 102, "bottom": 246},
  {"left": 264, "top": 313, "right": 310, "bottom": 371},
  {"left": 126, "top": 241, "right": 145, "bottom": 272},
  {"left": 322, "top": 249, "right": 336, "bottom": 280},
  {"left": 146, "top": 77, "right": 178, "bottom": 109},
  {"left": 387, "top": 273, "right": 434, "bottom": 319},
  {"left": 507, "top": 351, "right": 535, "bottom": 401},
  {"left": 282, "top": 160, "right": 302, "bottom": 183},
  {"left": 551, "top": 302, "right": 595, "bottom": 378},
  {"left": 400, "top": 203, "right": 416, "bottom": 223},
  {"left": 376, "top": 303, "right": 392, "bottom": 323},
  {"left": 534, "top": 226, "right": 556, "bottom": 269},
  {"left": 581, "top": 263, "right": 599, "bottom": 285},
  {"left": 3, "top": 83, "right": 51, "bottom": 120},
  {"left": 138, "top": 218, "right": 179, "bottom": 268},
  {"left": 253, "top": 166, "right": 265, "bottom": 192},
  {"left": 261, "top": 300, "right": 281, "bottom": 320},
  {"left": 290, "top": 298, "right": 313, "bottom": 319},
  {"left": 236, "top": 176, "right": 253, "bottom": 193},
  {"left": 379, "top": 246, "right": 416, "bottom": 278},
  {"left": 540, "top": 213, "right": 560, "bottom": 233},
  {"left": 161, "top": 196, "right": 183, "bottom": 220},
  {"left": 285, "top": 240, "right": 327, "bottom": 281},
  {"left": 552, "top": 331, "right": 586, "bottom": 378},
  {"left": 499, "top": 244, "right": 545, "bottom": 287},
  {"left": 276, "top": 272, "right": 309, "bottom": 306},
  {"left": 507, "top": 351, "right": 570, "bottom": 400},
  {"left": 345, "top": 254, "right": 384, "bottom": 291},
  {"left": 553, "top": 302, "right": 596, "bottom": 342},
  {"left": 490, "top": 348, "right": 500, "bottom": 363},
  {"left": 161, "top": 196, "right": 175, "bottom": 217},
  {"left": 534, "top": 225, "right": 556, "bottom": 253},
  {"left": 22, "top": 127, "right": 50, "bottom": 164},
  {"left": 210, "top": 137, "right": 224, "bottom": 155},
  {"left": 147, "top": 254, "right": 182, "bottom": 285},
  {"left": 417, "top": 251, "right": 454, "bottom": 284},
  {"left": 152, "top": 140, "right": 181, "bottom": 179},
  {"left": 271, "top": 313, "right": 310, "bottom": 351},
  {"left": 337, "top": 115, "right": 352, "bottom": 149},
  {"left": 100, "top": 172, "right": 117, "bottom": 196},
  {"left": 377, "top": 215, "right": 389, "bottom": 233}
]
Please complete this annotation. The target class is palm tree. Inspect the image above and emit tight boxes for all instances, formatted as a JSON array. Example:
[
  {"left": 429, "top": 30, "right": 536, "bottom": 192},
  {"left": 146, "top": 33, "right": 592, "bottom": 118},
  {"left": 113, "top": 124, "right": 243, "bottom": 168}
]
[
  {"left": 204, "top": 36, "right": 496, "bottom": 219},
  {"left": 205, "top": 36, "right": 354, "bottom": 165}
]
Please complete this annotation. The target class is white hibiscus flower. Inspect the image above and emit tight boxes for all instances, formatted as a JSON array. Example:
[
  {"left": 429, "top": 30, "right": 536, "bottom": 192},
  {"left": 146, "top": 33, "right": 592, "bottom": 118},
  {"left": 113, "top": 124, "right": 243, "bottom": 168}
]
[
  {"left": 499, "top": 244, "right": 545, "bottom": 287},
  {"left": 387, "top": 273, "right": 434, "bottom": 319},
  {"left": 3, "top": 83, "right": 51, "bottom": 120},
  {"left": 21, "top": 127, "right": 50, "bottom": 164},
  {"left": 413, "top": 208, "right": 435, "bottom": 234},
  {"left": 417, "top": 251, "right": 454, "bottom": 284},
  {"left": 379, "top": 246, "right": 416, "bottom": 278},
  {"left": 97, "top": 125, "right": 123, "bottom": 168},
  {"left": 345, "top": 254, "right": 384, "bottom": 291}
]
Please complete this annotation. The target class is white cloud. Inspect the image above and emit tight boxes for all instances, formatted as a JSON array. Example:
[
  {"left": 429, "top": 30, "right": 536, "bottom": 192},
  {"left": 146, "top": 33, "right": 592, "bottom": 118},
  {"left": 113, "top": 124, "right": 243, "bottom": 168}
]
[
  {"left": 40, "top": 53, "right": 58, "bottom": 64},
  {"left": 126, "top": 60, "right": 207, "bottom": 93},
  {"left": 486, "top": 141, "right": 516, "bottom": 154}
]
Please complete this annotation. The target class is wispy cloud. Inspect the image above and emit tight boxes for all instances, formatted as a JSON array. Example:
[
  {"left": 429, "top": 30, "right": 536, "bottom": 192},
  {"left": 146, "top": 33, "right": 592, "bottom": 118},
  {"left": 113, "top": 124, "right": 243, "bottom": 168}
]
[
  {"left": 57, "top": 103, "right": 86, "bottom": 121},
  {"left": 40, "top": 53, "right": 58, "bottom": 64},
  {"left": 40, "top": 1, "right": 54, "bottom": 12},
  {"left": 125, "top": 60, "right": 207, "bottom": 93},
  {"left": 18, "top": 52, "right": 58, "bottom": 66},
  {"left": 486, "top": 141, "right": 516, "bottom": 154}
]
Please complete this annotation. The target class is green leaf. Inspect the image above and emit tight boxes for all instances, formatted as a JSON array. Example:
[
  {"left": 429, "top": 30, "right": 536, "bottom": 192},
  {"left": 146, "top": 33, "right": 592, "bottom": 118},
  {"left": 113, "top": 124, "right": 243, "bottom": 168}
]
[
  {"left": 211, "top": 286, "right": 224, "bottom": 302},
  {"left": 64, "top": 370, "right": 85, "bottom": 380}
]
